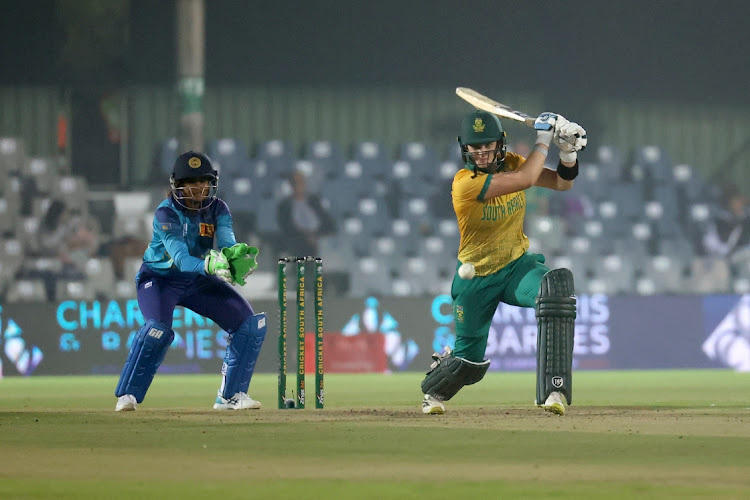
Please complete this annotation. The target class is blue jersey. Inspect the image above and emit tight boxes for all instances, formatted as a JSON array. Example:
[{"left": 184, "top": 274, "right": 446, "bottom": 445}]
[{"left": 142, "top": 196, "right": 237, "bottom": 276}]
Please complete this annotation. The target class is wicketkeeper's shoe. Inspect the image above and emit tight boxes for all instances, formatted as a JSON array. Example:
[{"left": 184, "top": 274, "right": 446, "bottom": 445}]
[
  {"left": 115, "top": 394, "right": 137, "bottom": 412},
  {"left": 213, "top": 391, "right": 261, "bottom": 410},
  {"left": 541, "top": 391, "right": 565, "bottom": 416},
  {"left": 422, "top": 394, "right": 445, "bottom": 415}
]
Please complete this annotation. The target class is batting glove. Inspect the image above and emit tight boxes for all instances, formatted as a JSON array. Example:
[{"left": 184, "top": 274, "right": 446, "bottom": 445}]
[
  {"left": 534, "top": 112, "right": 557, "bottom": 147},
  {"left": 555, "top": 121, "right": 588, "bottom": 162}
]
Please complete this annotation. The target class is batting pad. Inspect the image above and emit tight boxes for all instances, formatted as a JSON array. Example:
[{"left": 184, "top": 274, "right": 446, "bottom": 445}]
[
  {"left": 220, "top": 312, "right": 267, "bottom": 398},
  {"left": 421, "top": 350, "right": 490, "bottom": 401},
  {"left": 535, "top": 268, "right": 576, "bottom": 405},
  {"left": 115, "top": 319, "right": 175, "bottom": 403}
]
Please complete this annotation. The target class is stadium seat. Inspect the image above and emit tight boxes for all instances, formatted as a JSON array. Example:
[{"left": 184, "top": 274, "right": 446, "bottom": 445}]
[
  {"left": 394, "top": 256, "right": 443, "bottom": 296},
  {"left": 255, "top": 139, "right": 297, "bottom": 176},
  {"left": 388, "top": 219, "right": 420, "bottom": 257},
  {"left": 0, "top": 137, "right": 27, "bottom": 175},
  {"left": 337, "top": 217, "right": 372, "bottom": 257},
  {"left": 398, "top": 197, "right": 434, "bottom": 235},
  {"left": 301, "top": 140, "right": 345, "bottom": 180},
  {"left": 17, "top": 216, "right": 41, "bottom": 255},
  {"left": 391, "top": 160, "right": 436, "bottom": 198},
  {"left": 571, "top": 163, "right": 609, "bottom": 202},
  {"left": 596, "top": 144, "right": 626, "bottom": 175},
  {"left": 353, "top": 140, "right": 390, "bottom": 180},
  {"left": 57, "top": 176, "right": 89, "bottom": 214},
  {"left": 206, "top": 138, "right": 250, "bottom": 178},
  {"left": 613, "top": 227, "right": 652, "bottom": 262},
  {"left": 320, "top": 161, "right": 368, "bottom": 217},
  {"left": 643, "top": 255, "right": 687, "bottom": 293},
  {"left": 656, "top": 237, "right": 695, "bottom": 262},
  {"left": 55, "top": 279, "right": 96, "bottom": 301},
  {"left": 416, "top": 235, "right": 457, "bottom": 280},
  {"left": 113, "top": 215, "right": 150, "bottom": 240},
  {"left": 546, "top": 255, "right": 591, "bottom": 292},
  {"left": 84, "top": 257, "right": 117, "bottom": 298},
  {"left": 633, "top": 145, "right": 672, "bottom": 184},
  {"left": 609, "top": 182, "right": 645, "bottom": 219},
  {"left": 113, "top": 279, "right": 137, "bottom": 299},
  {"left": 396, "top": 141, "right": 439, "bottom": 179},
  {"left": 293, "top": 159, "right": 327, "bottom": 195},
  {"left": 595, "top": 201, "right": 628, "bottom": 238},
  {"left": 27, "top": 157, "right": 59, "bottom": 194},
  {"left": 673, "top": 163, "right": 709, "bottom": 202},
  {"left": 433, "top": 219, "right": 460, "bottom": 260},
  {"left": 525, "top": 215, "right": 566, "bottom": 255},
  {"left": 348, "top": 256, "right": 392, "bottom": 297},
  {"left": 356, "top": 196, "right": 390, "bottom": 237},
  {"left": 5, "top": 279, "right": 47, "bottom": 303},
  {"left": 318, "top": 234, "right": 357, "bottom": 272},
  {"left": 590, "top": 254, "right": 636, "bottom": 294}
]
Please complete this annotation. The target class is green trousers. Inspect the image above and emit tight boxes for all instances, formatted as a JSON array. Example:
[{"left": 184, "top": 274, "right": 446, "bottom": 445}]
[{"left": 451, "top": 252, "right": 549, "bottom": 362}]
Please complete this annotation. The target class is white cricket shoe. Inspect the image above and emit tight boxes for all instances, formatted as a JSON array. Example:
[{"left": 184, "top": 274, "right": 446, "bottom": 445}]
[
  {"left": 541, "top": 391, "right": 565, "bottom": 416},
  {"left": 422, "top": 394, "right": 445, "bottom": 415},
  {"left": 115, "top": 394, "right": 137, "bottom": 412},
  {"left": 213, "top": 391, "right": 261, "bottom": 410}
]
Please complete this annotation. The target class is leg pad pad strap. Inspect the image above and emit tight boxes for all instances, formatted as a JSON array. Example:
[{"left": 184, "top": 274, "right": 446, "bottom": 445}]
[
  {"left": 115, "top": 319, "right": 174, "bottom": 403},
  {"left": 536, "top": 268, "right": 576, "bottom": 405},
  {"left": 421, "top": 349, "right": 490, "bottom": 401}
]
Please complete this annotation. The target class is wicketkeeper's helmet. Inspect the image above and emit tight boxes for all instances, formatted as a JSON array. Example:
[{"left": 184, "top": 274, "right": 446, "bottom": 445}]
[{"left": 170, "top": 151, "right": 219, "bottom": 210}]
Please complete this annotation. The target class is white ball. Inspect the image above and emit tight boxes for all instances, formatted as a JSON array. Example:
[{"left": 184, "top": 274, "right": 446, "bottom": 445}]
[{"left": 458, "top": 263, "right": 475, "bottom": 280}]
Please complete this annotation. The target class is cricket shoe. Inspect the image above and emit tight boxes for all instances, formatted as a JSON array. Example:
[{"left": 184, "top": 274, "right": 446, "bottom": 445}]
[
  {"left": 540, "top": 391, "right": 565, "bottom": 416},
  {"left": 115, "top": 394, "right": 137, "bottom": 412},
  {"left": 422, "top": 394, "right": 445, "bottom": 415},
  {"left": 213, "top": 391, "right": 261, "bottom": 410}
]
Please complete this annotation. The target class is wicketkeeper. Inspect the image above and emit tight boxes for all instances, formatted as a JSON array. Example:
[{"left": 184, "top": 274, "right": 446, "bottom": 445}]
[
  {"left": 114, "top": 151, "right": 266, "bottom": 411},
  {"left": 420, "top": 109, "right": 587, "bottom": 415}
]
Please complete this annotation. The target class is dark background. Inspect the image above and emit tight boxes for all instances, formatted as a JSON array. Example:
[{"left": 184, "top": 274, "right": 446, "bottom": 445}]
[{"left": 2, "top": 0, "right": 748, "bottom": 106}]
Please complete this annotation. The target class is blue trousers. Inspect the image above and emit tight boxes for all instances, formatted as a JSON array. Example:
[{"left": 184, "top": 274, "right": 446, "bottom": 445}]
[{"left": 136, "top": 265, "right": 254, "bottom": 332}]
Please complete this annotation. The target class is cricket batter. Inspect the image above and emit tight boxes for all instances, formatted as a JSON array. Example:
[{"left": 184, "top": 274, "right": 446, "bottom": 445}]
[
  {"left": 421, "top": 110, "right": 587, "bottom": 415},
  {"left": 115, "top": 151, "right": 266, "bottom": 412}
]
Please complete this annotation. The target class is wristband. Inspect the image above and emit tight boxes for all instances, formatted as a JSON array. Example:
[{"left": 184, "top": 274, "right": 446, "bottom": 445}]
[
  {"left": 532, "top": 144, "right": 549, "bottom": 158},
  {"left": 557, "top": 161, "right": 579, "bottom": 181}
]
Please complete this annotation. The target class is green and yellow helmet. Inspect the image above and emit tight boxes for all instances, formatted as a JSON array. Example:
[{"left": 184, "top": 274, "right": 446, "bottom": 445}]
[{"left": 457, "top": 110, "right": 507, "bottom": 173}]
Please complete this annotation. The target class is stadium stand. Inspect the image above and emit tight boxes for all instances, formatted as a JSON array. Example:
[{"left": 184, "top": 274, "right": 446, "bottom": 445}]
[{"left": 0, "top": 132, "right": 745, "bottom": 301}]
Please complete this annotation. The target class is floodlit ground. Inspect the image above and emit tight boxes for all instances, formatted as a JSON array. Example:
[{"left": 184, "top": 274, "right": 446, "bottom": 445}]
[{"left": 1, "top": 371, "right": 749, "bottom": 499}]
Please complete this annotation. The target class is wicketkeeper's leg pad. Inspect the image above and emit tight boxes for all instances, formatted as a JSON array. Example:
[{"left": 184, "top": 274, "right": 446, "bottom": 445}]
[
  {"left": 115, "top": 319, "right": 175, "bottom": 403},
  {"left": 420, "top": 348, "right": 490, "bottom": 401},
  {"left": 535, "top": 268, "right": 576, "bottom": 405},
  {"left": 219, "top": 312, "right": 267, "bottom": 398}
]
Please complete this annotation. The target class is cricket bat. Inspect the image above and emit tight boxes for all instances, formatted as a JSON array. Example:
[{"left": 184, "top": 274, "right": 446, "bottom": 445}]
[{"left": 455, "top": 87, "right": 537, "bottom": 128}]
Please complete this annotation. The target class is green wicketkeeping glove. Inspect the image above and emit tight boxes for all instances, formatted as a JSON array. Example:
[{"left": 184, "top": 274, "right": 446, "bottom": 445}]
[
  {"left": 221, "top": 244, "right": 259, "bottom": 286},
  {"left": 223, "top": 243, "right": 249, "bottom": 261}
]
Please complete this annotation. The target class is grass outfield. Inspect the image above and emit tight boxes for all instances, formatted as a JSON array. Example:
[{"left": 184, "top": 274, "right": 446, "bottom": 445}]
[{"left": 1, "top": 370, "right": 749, "bottom": 499}]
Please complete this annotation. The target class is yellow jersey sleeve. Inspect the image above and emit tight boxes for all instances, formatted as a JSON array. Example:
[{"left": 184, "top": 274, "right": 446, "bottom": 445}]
[{"left": 452, "top": 152, "right": 530, "bottom": 275}]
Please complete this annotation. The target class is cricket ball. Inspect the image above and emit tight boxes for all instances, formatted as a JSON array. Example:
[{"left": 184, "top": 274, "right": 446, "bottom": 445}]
[{"left": 458, "top": 263, "right": 476, "bottom": 280}]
